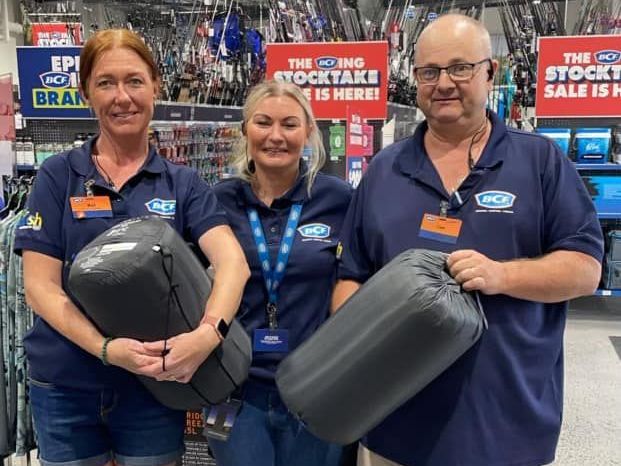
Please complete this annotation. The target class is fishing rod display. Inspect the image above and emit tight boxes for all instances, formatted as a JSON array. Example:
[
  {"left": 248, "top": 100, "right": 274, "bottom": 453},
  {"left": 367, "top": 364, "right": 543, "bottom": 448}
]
[
  {"left": 17, "top": 0, "right": 620, "bottom": 114},
  {"left": 573, "top": 0, "right": 621, "bottom": 36}
]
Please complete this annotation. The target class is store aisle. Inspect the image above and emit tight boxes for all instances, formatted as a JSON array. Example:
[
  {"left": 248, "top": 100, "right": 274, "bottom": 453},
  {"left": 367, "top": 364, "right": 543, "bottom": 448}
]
[{"left": 553, "top": 297, "right": 621, "bottom": 466}]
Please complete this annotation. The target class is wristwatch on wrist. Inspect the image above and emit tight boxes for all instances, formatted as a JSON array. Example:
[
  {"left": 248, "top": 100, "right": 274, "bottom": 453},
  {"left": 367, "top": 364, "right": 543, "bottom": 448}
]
[{"left": 203, "top": 315, "right": 229, "bottom": 342}]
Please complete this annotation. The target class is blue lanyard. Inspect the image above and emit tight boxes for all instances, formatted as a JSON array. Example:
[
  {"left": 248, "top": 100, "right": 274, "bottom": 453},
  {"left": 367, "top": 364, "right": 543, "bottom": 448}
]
[{"left": 247, "top": 204, "right": 303, "bottom": 329}]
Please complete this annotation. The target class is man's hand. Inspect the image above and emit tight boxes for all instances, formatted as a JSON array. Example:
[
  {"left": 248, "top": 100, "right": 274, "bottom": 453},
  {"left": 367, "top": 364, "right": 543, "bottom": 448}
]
[{"left": 446, "top": 249, "right": 506, "bottom": 295}]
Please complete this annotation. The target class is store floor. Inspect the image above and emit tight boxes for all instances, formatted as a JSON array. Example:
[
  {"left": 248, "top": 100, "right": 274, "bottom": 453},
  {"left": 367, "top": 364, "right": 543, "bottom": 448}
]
[
  {"left": 12, "top": 297, "right": 621, "bottom": 466},
  {"left": 553, "top": 296, "right": 621, "bottom": 466}
]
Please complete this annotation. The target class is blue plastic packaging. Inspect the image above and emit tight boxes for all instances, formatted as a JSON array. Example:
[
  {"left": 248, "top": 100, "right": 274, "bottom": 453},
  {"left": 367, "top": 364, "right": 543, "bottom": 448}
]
[
  {"left": 536, "top": 128, "right": 572, "bottom": 156},
  {"left": 575, "top": 127, "right": 612, "bottom": 163}
]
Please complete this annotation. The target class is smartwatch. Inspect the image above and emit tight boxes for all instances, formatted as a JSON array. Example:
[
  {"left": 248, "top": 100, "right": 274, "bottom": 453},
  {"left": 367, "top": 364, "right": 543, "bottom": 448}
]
[{"left": 204, "top": 315, "right": 229, "bottom": 342}]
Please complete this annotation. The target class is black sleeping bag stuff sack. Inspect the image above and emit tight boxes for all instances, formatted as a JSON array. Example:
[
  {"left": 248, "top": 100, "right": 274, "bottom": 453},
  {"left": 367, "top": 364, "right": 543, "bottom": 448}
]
[
  {"left": 275, "top": 249, "right": 487, "bottom": 445},
  {"left": 68, "top": 216, "right": 252, "bottom": 411}
]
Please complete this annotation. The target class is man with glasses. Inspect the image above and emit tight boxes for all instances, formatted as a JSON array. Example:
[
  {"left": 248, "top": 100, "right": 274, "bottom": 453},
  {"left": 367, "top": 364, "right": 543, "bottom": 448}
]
[{"left": 332, "top": 14, "right": 603, "bottom": 466}]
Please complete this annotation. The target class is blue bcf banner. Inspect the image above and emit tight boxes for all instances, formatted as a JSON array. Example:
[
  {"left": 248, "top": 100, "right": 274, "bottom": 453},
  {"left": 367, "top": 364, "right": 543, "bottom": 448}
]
[{"left": 17, "top": 46, "right": 91, "bottom": 118}]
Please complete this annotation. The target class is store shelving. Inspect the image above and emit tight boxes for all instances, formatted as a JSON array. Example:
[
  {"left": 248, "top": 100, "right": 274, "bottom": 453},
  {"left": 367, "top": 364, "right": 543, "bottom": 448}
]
[
  {"left": 575, "top": 163, "right": 621, "bottom": 171},
  {"left": 594, "top": 289, "right": 621, "bottom": 297}
]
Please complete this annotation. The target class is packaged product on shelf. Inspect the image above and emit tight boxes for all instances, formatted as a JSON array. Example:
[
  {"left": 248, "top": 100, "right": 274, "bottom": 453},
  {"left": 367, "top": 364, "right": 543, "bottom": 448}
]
[
  {"left": 23, "top": 136, "right": 35, "bottom": 165},
  {"left": 535, "top": 128, "right": 571, "bottom": 156},
  {"left": 35, "top": 143, "right": 54, "bottom": 166},
  {"left": 604, "top": 259, "right": 621, "bottom": 289},
  {"left": 15, "top": 136, "right": 24, "bottom": 165},
  {"left": 73, "top": 133, "right": 85, "bottom": 148},
  {"left": 150, "top": 122, "right": 240, "bottom": 186},
  {"left": 612, "top": 125, "right": 621, "bottom": 164},
  {"left": 575, "top": 127, "right": 612, "bottom": 163}
]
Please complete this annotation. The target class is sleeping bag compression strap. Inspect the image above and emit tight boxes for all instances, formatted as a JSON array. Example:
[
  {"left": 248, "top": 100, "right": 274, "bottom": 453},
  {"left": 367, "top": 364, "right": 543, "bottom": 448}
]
[
  {"left": 473, "top": 292, "right": 488, "bottom": 333},
  {"left": 152, "top": 244, "right": 240, "bottom": 405},
  {"left": 152, "top": 244, "right": 192, "bottom": 371}
]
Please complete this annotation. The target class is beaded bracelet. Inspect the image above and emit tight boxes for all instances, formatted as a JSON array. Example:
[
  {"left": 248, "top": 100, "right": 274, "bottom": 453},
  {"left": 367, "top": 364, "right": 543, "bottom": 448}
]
[{"left": 100, "top": 337, "right": 116, "bottom": 366}]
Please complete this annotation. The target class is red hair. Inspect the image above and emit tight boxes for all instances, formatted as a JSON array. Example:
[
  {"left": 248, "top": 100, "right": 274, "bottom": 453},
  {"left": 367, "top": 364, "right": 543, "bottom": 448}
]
[{"left": 79, "top": 28, "right": 158, "bottom": 98}]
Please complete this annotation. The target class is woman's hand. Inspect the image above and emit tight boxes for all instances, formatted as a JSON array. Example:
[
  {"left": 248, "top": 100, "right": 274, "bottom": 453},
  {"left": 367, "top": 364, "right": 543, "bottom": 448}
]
[
  {"left": 105, "top": 337, "right": 164, "bottom": 377},
  {"left": 143, "top": 325, "right": 221, "bottom": 383}
]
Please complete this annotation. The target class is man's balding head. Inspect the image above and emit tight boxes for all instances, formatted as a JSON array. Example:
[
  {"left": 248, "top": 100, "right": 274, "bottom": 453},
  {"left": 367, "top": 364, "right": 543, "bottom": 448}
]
[
  {"left": 415, "top": 14, "right": 492, "bottom": 64},
  {"left": 413, "top": 14, "right": 496, "bottom": 130}
]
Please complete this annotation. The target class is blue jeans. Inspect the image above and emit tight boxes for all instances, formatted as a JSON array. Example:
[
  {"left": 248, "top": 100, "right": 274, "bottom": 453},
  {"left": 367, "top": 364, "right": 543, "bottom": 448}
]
[
  {"left": 207, "top": 381, "right": 342, "bottom": 466},
  {"left": 29, "top": 378, "right": 185, "bottom": 466}
]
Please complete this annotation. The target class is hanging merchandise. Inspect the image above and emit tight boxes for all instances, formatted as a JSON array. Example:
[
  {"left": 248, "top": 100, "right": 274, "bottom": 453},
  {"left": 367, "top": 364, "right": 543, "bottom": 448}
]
[
  {"left": 573, "top": 0, "right": 621, "bottom": 35},
  {"left": 209, "top": 13, "right": 242, "bottom": 60},
  {"left": 151, "top": 122, "right": 241, "bottom": 186},
  {"left": 0, "top": 176, "right": 37, "bottom": 459}
]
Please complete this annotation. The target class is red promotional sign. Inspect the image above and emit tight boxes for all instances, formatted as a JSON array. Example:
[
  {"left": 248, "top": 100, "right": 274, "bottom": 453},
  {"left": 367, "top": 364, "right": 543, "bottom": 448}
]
[
  {"left": 346, "top": 107, "right": 365, "bottom": 156},
  {"left": 536, "top": 35, "right": 621, "bottom": 118},
  {"left": 31, "top": 23, "right": 83, "bottom": 46},
  {"left": 0, "top": 74, "right": 15, "bottom": 141},
  {"left": 266, "top": 42, "right": 388, "bottom": 120},
  {"left": 346, "top": 106, "right": 374, "bottom": 156}
]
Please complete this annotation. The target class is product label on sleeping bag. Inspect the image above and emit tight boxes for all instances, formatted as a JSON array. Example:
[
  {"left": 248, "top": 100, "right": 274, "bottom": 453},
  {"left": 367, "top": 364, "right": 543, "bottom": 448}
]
[{"left": 99, "top": 243, "right": 137, "bottom": 253}]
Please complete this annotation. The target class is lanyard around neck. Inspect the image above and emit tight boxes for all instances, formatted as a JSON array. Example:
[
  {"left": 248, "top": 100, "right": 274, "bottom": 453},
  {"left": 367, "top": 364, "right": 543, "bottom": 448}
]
[{"left": 246, "top": 203, "right": 303, "bottom": 329}]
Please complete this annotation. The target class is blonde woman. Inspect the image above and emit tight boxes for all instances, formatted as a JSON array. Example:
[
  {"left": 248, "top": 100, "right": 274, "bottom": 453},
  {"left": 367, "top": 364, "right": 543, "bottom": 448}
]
[{"left": 209, "top": 80, "right": 352, "bottom": 466}]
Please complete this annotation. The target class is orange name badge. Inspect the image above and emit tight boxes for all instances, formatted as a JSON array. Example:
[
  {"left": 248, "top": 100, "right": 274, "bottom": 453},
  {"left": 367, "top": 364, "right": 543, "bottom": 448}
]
[
  {"left": 419, "top": 213, "right": 463, "bottom": 244},
  {"left": 70, "top": 196, "right": 113, "bottom": 219}
]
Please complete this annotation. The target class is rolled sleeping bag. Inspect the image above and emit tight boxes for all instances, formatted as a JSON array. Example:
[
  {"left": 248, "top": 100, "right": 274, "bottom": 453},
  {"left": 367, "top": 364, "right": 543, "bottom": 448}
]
[
  {"left": 68, "top": 216, "right": 252, "bottom": 411},
  {"left": 275, "top": 249, "right": 487, "bottom": 445}
]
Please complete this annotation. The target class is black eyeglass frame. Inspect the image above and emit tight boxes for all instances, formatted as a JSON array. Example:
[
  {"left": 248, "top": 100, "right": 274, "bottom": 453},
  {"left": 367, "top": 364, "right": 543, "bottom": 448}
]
[{"left": 413, "top": 58, "right": 493, "bottom": 84}]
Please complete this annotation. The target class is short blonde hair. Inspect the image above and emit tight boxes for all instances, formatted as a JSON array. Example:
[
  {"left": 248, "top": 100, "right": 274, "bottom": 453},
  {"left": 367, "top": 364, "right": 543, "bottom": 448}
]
[{"left": 230, "top": 80, "right": 325, "bottom": 194}]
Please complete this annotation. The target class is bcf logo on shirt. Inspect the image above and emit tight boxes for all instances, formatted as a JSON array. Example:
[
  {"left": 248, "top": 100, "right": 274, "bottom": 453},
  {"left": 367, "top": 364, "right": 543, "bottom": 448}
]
[
  {"left": 297, "top": 223, "right": 331, "bottom": 239},
  {"left": 475, "top": 191, "right": 516, "bottom": 209},
  {"left": 145, "top": 198, "right": 176, "bottom": 216}
]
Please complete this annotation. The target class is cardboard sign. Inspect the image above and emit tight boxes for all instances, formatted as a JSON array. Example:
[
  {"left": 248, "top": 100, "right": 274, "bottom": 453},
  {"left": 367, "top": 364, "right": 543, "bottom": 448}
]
[
  {"left": 536, "top": 35, "right": 621, "bottom": 118},
  {"left": 31, "top": 23, "right": 83, "bottom": 46},
  {"left": 266, "top": 41, "right": 388, "bottom": 120},
  {"left": 17, "top": 46, "right": 89, "bottom": 118}
]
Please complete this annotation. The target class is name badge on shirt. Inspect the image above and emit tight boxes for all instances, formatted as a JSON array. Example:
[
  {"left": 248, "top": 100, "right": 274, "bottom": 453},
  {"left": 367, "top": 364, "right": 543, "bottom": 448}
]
[
  {"left": 418, "top": 213, "right": 462, "bottom": 244},
  {"left": 70, "top": 196, "right": 113, "bottom": 219},
  {"left": 253, "top": 328, "right": 289, "bottom": 353}
]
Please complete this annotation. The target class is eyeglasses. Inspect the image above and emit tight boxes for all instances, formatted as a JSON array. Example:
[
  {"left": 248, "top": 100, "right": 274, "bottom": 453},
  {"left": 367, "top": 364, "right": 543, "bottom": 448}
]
[{"left": 414, "top": 59, "right": 492, "bottom": 84}]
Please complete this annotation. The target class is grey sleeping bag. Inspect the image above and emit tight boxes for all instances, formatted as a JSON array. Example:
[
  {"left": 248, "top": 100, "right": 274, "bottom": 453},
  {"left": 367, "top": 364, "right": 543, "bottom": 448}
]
[
  {"left": 68, "top": 216, "right": 252, "bottom": 411},
  {"left": 275, "top": 249, "right": 487, "bottom": 444}
]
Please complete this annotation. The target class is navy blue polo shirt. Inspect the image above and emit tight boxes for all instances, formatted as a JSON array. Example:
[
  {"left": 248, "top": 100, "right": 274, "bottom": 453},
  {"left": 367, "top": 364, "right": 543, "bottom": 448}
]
[
  {"left": 338, "top": 112, "right": 603, "bottom": 466},
  {"left": 213, "top": 168, "right": 351, "bottom": 382},
  {"left": 15, "top": 137, "right": 227, "bottom": 390}
]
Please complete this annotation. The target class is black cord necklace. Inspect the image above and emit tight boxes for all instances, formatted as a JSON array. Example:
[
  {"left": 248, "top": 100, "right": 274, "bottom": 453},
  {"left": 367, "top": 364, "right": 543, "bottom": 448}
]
[
  {"left": 467, "top": 117, "right": 489, "bottom": 170},
  {"left": 93, "top": 154, "right": 116, "bottom": 190}
]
